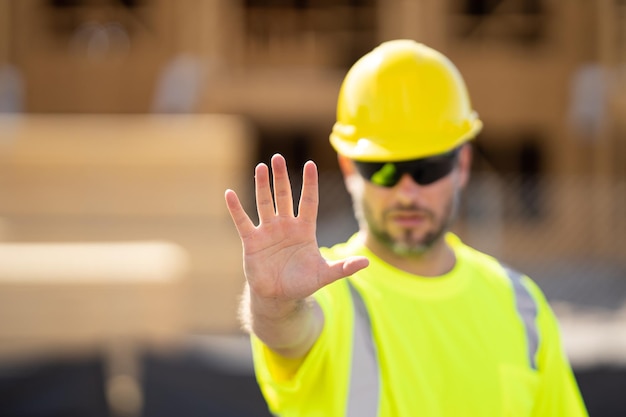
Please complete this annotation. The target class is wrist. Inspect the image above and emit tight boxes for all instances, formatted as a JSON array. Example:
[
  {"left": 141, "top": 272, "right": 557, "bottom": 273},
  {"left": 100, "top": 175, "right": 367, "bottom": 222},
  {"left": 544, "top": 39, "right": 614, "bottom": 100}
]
[{"left": 241, "top": 285, "right": 323, "bottom": 357}]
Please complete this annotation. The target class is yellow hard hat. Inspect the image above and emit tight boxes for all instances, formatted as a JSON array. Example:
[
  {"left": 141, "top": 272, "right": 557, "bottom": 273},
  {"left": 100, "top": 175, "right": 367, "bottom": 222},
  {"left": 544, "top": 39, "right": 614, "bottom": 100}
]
[{"left": 330, "top": 39, "right": 482, "bottom": 162}]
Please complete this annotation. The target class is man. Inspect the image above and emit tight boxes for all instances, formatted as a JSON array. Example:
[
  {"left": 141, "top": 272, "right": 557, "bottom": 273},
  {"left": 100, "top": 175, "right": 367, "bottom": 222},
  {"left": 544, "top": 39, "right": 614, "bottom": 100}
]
[{"left": 224, "top": 40, "right": 588, "bottom": 416}]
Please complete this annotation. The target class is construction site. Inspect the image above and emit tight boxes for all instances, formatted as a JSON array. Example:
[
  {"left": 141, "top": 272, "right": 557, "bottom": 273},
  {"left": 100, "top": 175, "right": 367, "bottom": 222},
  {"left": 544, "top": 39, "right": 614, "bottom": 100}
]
[{"left": 0, "top": 0, "right": 624, "bottom": 416}]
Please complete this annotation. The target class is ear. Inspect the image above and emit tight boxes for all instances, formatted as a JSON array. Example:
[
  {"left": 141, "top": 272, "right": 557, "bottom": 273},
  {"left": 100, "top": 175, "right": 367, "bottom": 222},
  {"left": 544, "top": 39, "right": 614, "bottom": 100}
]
[
  {"left": 337, "top": 154, "right": 355, "bottom": 176},
  {"left": 337, "top": 154, "right": 360, "bottom": 192},
  {"left": 457, "top": 144, "right": 473, "bottom": 189}
]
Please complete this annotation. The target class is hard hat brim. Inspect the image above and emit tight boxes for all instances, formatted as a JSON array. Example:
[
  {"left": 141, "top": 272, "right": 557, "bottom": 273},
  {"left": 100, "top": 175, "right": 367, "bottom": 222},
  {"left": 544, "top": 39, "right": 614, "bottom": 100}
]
[{"left": 330, "top": 119, "right": 483, "bottom": 162}]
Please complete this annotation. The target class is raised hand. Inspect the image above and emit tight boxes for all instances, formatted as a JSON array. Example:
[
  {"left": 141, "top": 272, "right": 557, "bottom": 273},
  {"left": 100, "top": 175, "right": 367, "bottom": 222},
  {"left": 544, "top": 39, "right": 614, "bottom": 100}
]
[{"left": 224, "top": 154, "right": 368, "bottom": 303}]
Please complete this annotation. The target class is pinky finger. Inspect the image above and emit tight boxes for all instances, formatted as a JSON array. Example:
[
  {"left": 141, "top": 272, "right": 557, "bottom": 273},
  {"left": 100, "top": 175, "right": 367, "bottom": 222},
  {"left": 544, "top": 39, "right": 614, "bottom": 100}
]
[{"left": 225, "top": 189, "right": 256, "bottom": 238}]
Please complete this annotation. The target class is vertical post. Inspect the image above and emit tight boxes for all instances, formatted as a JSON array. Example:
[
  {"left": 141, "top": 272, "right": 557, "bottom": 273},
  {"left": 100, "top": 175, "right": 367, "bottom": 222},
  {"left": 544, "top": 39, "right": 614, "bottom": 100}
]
[
  {"left": 104, "top": 341, "right": 143, "bottom": 417},
  {"left": 0, "top": 0, "right": 8, "bottom": 65},
  {"left": 377, "top": 0, "right": 446, "bottom": 50},
  {"left": 593, "top": 0, "right": 616, "bottom": 257}
]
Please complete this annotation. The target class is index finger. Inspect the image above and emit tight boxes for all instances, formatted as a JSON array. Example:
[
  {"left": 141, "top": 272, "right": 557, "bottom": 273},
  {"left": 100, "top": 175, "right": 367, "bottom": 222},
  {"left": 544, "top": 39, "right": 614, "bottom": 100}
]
[{"left": 297, "top": 160, "right": 319, "bottom": 223}]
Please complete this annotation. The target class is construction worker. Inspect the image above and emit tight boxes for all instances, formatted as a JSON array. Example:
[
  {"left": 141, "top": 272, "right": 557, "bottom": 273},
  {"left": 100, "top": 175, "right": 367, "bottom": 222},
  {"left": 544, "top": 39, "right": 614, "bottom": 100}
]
[{"left": 224, "top": 40, "right": 588, "bottom": 416}]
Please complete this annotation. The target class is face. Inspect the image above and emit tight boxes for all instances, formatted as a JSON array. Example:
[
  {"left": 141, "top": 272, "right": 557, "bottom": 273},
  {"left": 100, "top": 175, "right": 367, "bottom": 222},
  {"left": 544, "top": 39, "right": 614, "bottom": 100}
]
[{"left": 342, "top": 145, "right": 471, "bottom": 257}]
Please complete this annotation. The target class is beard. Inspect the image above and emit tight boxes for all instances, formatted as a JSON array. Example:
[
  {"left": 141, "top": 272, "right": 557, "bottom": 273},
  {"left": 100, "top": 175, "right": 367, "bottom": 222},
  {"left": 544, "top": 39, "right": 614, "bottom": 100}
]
[{"left": 355, "top": 191, "right": 460, "bottom": 257}]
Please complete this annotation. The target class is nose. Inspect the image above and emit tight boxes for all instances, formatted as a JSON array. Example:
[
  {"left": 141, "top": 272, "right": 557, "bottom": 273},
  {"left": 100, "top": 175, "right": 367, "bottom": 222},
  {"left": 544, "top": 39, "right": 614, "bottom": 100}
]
[
  {"left": 397, "top": 173, "right": 422, "bottom": 188},
  {"left": 394, "top": 173, "right": 424, "bottom": 203}
]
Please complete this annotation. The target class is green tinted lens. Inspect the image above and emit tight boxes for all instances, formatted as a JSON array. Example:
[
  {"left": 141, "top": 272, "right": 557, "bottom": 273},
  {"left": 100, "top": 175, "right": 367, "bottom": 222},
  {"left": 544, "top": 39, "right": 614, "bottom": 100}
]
[{"left": 370, "top": 163, "right": 399, "bottom": 187}]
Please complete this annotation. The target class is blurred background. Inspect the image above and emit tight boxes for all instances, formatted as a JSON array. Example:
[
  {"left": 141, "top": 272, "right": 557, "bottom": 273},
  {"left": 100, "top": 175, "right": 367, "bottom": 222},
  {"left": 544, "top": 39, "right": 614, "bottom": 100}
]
[{"left": 0, "top": 0, "right": 624, "bottom": 416}]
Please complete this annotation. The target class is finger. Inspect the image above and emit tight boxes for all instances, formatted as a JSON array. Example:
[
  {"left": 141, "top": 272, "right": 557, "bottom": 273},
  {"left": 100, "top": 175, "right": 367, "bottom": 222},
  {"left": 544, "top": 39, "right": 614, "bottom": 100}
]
[
  {"left": 321, "top": 256, "right": 370, "bottom": 287},
  {"left": 298, "top": 160, "right": 319, "bottom": 223},
  {"left": 271, "top": 154, "right": 294, "bottom": 217},
  {"left": 224, "top": 189, "right": 256, "bottom": 238},
  {"left": 255, "top": 162, "right": 275, "bottom": 223}
]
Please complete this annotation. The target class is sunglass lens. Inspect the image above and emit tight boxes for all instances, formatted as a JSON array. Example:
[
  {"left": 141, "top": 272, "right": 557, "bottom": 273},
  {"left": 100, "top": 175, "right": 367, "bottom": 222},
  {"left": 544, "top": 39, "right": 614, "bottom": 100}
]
[
  {"left": 409, "top": 158, "right": 455, "bottom": 185},
  {"left": 354, "top": 148, "right": 459, "bottom": 187},
  {"left": 371, "top": 163, "right": 400, "bottom": 187},
  {"left": 354, "top": 162, "right": 400, "bottom": 187}
]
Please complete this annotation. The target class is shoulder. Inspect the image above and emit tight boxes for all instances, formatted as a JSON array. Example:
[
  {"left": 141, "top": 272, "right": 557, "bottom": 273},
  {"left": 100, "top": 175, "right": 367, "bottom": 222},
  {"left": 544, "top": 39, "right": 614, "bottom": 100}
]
[
  {"left": 449, "top": 233, "right": 545, "bottom": 299},
  {"left": 448, "top": 233, "right": 510, "bottom": 281}
]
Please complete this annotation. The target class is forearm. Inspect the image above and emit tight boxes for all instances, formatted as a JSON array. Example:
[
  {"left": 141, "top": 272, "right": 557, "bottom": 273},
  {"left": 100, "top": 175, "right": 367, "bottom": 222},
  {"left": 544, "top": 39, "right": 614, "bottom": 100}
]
[{"left": 239, "top": 283, "right": 324, "bottom": 358}]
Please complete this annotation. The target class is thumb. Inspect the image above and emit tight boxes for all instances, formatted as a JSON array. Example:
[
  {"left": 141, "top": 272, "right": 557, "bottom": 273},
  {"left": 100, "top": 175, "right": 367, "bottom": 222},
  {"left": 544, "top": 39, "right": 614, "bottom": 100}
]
[{"left": 321, "top": 256, "right": 369, "bottom": 287}]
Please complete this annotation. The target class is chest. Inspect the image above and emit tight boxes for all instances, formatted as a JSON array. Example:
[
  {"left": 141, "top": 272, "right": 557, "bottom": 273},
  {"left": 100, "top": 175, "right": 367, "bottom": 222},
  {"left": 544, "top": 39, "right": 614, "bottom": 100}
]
[
  {"left": 355, "top": 278, "right": 530, "bottom": 382},
  {"left": 350, "top": 283, "right": 535, "bottom": 416}
]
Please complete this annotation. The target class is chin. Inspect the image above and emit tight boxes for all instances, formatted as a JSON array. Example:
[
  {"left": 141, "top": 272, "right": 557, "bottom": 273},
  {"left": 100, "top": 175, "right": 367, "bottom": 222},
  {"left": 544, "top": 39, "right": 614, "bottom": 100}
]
[{"left": 390, "top": 243, "right": 430, "bottom": 257}]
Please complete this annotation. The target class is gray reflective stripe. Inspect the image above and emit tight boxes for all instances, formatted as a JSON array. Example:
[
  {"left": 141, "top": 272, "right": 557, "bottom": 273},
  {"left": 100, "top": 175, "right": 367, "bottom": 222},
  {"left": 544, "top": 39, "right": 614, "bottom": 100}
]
[
  {"left": 346, "top": 281, "right": 380, "bottom": 417},
  {"left": 502, "top": 265, "right": 539, "bottom": 370}
]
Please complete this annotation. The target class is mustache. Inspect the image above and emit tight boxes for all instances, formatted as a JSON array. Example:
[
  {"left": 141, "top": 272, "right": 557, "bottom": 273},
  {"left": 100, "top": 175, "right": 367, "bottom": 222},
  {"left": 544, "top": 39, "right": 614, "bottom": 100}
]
[{"left": 384, "top": 204, "right": 434, "bottom": 217}]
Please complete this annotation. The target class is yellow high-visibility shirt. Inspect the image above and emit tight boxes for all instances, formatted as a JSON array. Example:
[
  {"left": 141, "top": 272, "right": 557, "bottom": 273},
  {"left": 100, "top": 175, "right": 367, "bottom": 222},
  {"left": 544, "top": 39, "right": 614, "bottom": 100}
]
[{"left": 251, "top": 233, "right": 588, "bottom": 417}]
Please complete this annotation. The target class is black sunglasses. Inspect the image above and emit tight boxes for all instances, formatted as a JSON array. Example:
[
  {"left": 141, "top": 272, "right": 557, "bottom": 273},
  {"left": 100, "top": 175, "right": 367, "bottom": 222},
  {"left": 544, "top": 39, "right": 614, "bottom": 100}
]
[{"left": 353, "top": 147, "right": 461, "bottom": 188}]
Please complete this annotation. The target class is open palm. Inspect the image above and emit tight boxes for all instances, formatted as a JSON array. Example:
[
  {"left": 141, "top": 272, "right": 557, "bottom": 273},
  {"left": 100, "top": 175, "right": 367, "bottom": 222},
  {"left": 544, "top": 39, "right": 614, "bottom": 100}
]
[{"left": 225, "top": 154, "right": 368, "bottom": 302}]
